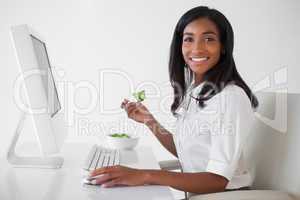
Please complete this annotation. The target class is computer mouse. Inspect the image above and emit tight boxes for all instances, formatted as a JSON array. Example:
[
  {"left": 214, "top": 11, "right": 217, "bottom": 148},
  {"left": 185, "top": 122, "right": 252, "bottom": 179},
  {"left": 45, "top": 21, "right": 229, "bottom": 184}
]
[{"left": 82, "top": 174, "right": 105, "bottom": 185}]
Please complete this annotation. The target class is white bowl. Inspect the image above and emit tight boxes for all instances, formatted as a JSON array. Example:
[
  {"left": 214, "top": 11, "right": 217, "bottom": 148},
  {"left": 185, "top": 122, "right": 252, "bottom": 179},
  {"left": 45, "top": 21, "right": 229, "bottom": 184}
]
[{"left": 106, "top": 135, "right": 139, "bottom": 150}]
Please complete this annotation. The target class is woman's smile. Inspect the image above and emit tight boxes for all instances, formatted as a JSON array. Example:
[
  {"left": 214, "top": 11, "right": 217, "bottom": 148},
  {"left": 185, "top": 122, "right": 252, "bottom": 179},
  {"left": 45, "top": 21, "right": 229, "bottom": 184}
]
[{"left": 189, "top": 56, "right": 209, "bottom": 65}]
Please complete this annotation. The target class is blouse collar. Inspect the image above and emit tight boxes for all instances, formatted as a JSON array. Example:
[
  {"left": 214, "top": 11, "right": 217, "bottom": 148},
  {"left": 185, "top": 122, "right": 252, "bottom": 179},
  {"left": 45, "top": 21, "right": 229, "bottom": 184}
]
[{"left": 174, "top": 81, "right": 206, "bottom": 117}]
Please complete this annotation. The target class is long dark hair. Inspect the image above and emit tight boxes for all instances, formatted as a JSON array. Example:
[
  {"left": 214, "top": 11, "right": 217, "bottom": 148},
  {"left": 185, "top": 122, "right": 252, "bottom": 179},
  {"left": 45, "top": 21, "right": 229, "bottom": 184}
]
[{"left": 169, "top": 6, "right": 258, "bottom": 114}]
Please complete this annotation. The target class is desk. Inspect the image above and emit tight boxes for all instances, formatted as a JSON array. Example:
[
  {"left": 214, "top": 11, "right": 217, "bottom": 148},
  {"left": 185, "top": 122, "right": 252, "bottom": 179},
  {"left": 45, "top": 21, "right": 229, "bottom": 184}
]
[{"left": 0, "top": 142, "right": 175, "bottom": 200}]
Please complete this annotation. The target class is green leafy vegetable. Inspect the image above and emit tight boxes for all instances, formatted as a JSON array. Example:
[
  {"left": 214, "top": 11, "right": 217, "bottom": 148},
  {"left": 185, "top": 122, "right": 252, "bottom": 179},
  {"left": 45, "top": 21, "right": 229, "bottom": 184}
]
[
  {"left": 132, "top": 90, "right": 146, "bottom": 102},
  {"left": 110, "top": 133, "right": 130, "bottom": 138}
]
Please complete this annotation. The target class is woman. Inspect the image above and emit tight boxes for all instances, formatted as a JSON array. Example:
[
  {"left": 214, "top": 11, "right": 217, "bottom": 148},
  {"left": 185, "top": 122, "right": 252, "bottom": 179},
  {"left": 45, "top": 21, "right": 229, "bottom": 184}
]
[{"left": 89, "top": 6, "right": 258, "bottom": 195}]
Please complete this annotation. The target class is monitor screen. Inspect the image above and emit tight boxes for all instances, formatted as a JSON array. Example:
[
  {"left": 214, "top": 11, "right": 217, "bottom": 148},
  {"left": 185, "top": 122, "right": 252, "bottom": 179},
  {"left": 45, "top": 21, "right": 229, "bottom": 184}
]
[{"left": 31, "top": 35, "right": 61, "bottom": 117}]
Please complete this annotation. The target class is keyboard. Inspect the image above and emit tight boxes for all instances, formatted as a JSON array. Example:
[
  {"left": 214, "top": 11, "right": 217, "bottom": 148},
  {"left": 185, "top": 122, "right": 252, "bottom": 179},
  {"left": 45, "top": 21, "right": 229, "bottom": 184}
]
[{"left": 83, "top": 145, "right": 120, "bottom": 172}]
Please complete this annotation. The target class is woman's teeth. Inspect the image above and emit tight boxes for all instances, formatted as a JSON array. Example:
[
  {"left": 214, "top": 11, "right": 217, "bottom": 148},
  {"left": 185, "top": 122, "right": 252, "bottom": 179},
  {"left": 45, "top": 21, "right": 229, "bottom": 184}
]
[{"left": 191, "top": 57, "right": 208, "bottom": 62}]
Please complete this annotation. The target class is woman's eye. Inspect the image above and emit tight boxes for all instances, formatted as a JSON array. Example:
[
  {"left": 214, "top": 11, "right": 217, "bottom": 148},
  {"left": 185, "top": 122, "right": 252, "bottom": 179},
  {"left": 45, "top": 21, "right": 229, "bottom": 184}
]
[
  {"left": 204, "top": 37, "right": 215, "bottom": 42},
  {"left": 183, "top": 37, "right": 193, "bottom": 42}
]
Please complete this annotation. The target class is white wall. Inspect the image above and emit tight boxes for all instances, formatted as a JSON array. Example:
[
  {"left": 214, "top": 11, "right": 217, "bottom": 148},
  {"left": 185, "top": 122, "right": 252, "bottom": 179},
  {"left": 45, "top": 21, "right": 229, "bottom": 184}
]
[{"left": 0, "top": 0, "right": 299, "bottom": 162}]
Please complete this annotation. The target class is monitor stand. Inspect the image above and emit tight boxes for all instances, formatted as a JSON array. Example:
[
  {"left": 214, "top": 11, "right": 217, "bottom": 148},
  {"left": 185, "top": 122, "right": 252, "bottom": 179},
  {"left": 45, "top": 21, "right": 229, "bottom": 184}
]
[{"left": 7, "top": 113, "right": 64, "bottom": 169}]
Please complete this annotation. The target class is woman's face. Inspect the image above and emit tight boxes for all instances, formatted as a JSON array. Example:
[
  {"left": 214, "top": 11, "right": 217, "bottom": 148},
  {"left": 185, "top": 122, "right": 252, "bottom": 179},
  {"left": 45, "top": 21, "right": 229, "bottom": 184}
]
[{"left": 182, "top": 17, "right": 222, "bottom": 84}]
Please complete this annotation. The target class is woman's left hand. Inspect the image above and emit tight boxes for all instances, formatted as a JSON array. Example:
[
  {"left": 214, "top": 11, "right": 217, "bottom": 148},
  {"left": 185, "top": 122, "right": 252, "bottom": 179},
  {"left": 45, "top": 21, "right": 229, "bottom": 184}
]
[{"left": 89, "top": 165, "right": 148, "bottom": 188}]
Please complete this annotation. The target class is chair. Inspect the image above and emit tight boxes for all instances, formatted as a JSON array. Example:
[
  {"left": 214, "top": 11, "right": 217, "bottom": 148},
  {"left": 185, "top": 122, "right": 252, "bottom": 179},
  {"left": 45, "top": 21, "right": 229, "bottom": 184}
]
[{"left": 159, "top": 92, "right": 300, "bottom": 200}]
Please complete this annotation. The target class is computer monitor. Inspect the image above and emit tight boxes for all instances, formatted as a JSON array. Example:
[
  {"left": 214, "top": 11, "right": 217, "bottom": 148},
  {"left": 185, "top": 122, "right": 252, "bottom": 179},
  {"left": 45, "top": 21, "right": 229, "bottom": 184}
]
[{"left": 7, "top": 24, "right": 68, "bottom": 168}]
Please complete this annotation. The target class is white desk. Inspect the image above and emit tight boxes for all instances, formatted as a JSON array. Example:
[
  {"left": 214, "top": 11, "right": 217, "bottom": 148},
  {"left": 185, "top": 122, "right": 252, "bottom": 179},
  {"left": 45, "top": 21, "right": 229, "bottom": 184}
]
[{"left": 0, "top": 142, "right": 174, "bottom": 200}]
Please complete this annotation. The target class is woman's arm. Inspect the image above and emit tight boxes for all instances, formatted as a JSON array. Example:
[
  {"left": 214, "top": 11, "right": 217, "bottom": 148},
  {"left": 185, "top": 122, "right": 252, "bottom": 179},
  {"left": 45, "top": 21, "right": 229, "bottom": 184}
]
[
  {"left": 145, "top": 118, "right": 178, "bottom": 157},
  {"left": 90, "top": 166, "right": 228, "bottom": 194},
  {"left": 144, "top": 169, "right": 228, "bottom": 194},
  {"left": 121, "top": 99, "right": 177, "bottom": 157}
]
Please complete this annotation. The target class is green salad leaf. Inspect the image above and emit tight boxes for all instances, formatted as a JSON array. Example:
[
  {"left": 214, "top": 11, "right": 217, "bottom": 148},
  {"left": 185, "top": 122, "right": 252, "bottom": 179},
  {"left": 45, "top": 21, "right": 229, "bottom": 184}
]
[
  {"left": 110, "top": 133, "right": 130, "bottom": 138},
  {"left": 132, "top": 90, "right": 145, "bottom": 102}
]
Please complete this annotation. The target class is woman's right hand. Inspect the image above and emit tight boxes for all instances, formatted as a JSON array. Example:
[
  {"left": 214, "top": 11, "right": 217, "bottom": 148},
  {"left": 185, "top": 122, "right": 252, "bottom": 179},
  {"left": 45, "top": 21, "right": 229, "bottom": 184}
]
[{"left": 121, "top": 99, "right": 154, "bottom": 124}]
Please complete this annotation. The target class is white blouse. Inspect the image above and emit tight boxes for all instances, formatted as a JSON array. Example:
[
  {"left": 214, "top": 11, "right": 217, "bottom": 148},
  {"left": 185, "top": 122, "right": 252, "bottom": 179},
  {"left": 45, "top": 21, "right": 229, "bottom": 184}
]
[{"left": 173, "top": 82, "right": 255, "bottom": 189}]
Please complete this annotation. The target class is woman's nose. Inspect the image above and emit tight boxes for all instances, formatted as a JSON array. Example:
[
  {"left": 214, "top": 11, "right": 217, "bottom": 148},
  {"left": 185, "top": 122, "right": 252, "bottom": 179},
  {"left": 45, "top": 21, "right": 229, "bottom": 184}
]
[{"left": 192, "top": 40, "right": 206, "bottom": 52}]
